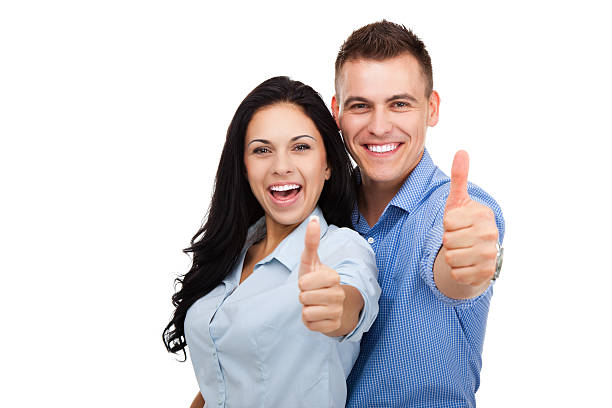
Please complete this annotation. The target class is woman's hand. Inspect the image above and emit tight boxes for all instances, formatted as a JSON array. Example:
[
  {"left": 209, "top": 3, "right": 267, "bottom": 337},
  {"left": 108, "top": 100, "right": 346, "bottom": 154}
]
[{"left": 298, "top": 216, "right": 364, "bottom": 336}]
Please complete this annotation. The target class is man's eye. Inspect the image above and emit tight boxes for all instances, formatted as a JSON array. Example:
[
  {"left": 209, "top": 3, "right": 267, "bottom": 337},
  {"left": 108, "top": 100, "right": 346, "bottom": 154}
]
[
  {"left": 393, "top": 101, "right": 410, "bottom": 108},
  {"left": 350, "top": 103, "right": 368, "bottom": 110}
]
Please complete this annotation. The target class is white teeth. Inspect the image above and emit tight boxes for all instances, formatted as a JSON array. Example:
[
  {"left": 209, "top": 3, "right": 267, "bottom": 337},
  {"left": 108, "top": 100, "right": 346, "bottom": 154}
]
[
  {"left": 270, "top": 184, "right": 300, "bottom": 192},
  {"left": 367, "top": 143, "right": 399, "bottom": 153}
]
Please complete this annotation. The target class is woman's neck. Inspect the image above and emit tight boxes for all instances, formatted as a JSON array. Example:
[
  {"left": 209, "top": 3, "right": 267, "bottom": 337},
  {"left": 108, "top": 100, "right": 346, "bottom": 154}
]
[{"left": 258, "top": 217, "right": 300, "bottom": 256}]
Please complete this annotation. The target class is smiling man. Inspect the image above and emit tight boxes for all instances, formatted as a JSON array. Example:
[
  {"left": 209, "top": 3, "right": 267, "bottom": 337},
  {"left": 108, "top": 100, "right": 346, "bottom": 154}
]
[{"left": 331, "top": 21, "right": 505, "bottom": 407}]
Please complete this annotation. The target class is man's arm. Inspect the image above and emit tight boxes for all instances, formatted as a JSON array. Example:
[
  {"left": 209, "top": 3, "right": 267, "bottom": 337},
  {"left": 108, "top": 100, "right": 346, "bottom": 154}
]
[{"left": 433, "top": 151, "right": 500, "bottom": 300}]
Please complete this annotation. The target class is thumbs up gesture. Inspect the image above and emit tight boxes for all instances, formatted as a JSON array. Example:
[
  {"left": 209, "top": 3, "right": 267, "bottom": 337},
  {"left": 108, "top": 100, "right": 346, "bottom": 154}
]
[
  {"left": 298, "top": 216, "right": 347, "bottom": 334},
  {"left": 440, "top": 151, "right": 499, "bottom": 291}
]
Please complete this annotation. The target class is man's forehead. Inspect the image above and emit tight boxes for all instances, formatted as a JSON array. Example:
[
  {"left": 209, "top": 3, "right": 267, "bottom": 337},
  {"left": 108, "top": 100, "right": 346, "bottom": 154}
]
[{"left": 336, "top": 55, "right": 427, "bottom": 101}]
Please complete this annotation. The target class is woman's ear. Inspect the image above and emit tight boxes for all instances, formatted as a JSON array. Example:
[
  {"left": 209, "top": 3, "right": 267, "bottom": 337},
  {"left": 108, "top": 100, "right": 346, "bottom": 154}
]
[{"left": 325, "top": 164, "right": 331, "bottom": 180}]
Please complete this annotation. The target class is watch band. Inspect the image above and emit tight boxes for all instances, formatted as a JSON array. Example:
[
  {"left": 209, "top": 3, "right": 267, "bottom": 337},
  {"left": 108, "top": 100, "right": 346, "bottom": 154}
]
[{"left": 491, "top": 242, "right": 504, "bottom": 281}]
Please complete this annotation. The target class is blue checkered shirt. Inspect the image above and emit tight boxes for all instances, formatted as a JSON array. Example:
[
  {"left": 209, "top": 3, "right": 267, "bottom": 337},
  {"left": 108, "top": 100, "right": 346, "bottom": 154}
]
[{"left": 346, "top": 149, "right": 505, "bottom": 408}]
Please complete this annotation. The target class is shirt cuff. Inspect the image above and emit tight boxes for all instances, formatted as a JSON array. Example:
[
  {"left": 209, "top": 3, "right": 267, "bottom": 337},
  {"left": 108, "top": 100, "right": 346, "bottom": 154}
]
[{"left": 420, "top": 222, "right": 493, "bottom": 308}]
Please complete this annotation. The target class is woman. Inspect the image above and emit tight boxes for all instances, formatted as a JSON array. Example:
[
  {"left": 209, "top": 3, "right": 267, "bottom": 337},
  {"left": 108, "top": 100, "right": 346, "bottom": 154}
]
[{"left": 163, "top": 76, "right": 380, "bottom": 407}]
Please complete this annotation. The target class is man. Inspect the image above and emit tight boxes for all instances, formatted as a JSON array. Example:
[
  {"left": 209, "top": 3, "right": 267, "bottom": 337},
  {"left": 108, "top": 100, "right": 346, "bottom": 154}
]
[{"left": 331, "top": 20, "right": 504, "bottom": 407}]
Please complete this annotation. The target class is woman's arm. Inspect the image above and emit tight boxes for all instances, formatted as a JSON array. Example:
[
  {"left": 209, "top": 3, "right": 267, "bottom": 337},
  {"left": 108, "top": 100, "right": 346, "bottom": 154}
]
[
  {"left": 298, "top": 217, "right": 366, "bottom": 337},
  {"left": 189, "top": 391, "right": 204, "bottom": 408},
  {"left": 326, "top": 284, "right": 364, "bottom": 337}
]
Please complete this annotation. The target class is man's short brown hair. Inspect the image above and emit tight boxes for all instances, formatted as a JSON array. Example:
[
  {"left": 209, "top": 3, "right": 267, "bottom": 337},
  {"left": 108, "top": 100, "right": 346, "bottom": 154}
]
[{"left": 335, "top": 20, "right": 433, "bottom": 97}]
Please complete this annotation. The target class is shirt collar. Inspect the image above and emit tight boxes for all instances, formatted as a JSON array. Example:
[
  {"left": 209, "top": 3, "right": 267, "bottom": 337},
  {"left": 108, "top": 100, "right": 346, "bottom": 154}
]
[
  {"left": 351, "top": 148, "right": 437, "bottom": 228},
  {"left": 231, "top": 206, "right": 329, "bottom": 278}
]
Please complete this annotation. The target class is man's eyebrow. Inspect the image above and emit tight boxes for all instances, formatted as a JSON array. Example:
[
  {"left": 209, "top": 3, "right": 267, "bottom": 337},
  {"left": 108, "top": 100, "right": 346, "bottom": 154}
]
[
  {"left": 343, "top": 94, "right": 419, "bottom": 107},
  {"left": 386, "top": 93, "right": 418, "bottom": 104},
  {"left": 343, "top": 96, "right": 371, "bottom": 108},
  {"left": 246, "top": 135, "right": 315, "bottom": 146}
]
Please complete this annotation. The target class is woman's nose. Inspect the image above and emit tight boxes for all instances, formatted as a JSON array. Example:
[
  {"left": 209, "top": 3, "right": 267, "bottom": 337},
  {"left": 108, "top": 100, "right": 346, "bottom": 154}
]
[{"left": 272, "top": 152, "right": 294, "bottom": 175}]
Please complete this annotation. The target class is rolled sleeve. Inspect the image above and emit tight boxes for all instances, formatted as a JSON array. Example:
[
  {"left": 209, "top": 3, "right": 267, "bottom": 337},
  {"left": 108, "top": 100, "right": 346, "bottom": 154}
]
[
  {"left": 323, "top": 229, "right": 381, "bottom": 343},
  {"left": 419, "top": 186, "right": 504, "bottom": 308}
]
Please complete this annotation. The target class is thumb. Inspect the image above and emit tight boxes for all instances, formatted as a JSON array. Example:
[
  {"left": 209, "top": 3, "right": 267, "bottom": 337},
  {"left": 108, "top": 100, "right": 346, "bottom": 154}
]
[
  {"left": 445, "top": 150, "right": 471, "bottom": 211},
  {"left": 299, "top": 215, "right": 321, "bottom": 277}
]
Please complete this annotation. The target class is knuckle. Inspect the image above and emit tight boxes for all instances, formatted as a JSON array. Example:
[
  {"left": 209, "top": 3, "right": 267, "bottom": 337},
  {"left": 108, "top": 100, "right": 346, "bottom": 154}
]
[
  {"left": 332, "top": 273, "right": 341, "bottom": 285},
  {"left": 298, "top": 277, "right": 306, "bottom": 291},
  {"left": 483, "top": 230, "right": 497, "bottom": 242},
  {"left": 479, "top": 264, "right": 493, "bottom": 280},
  {"left": 483, "top": 249, "right": 497, "bottom": 261},
  {"left": 445, "top": 251, "right": 455, "bottom": 266},
  {"left": 443, "top": 216, "right": 452, "bottom": 231}
]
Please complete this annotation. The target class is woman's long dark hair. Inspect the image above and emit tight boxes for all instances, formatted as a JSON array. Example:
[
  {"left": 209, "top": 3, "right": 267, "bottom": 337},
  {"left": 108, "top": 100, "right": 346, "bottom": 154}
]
[{"left": 163, "top": 76, "right": 356, "bottom": 356}]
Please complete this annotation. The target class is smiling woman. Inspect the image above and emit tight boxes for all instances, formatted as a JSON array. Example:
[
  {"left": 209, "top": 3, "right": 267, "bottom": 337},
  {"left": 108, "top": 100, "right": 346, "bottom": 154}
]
[
  {"left": 244, "top": 103, "right": 331, "bottom": 227},
  {"left": 163, "top": 76, "right": 381, "bottom": 408}
]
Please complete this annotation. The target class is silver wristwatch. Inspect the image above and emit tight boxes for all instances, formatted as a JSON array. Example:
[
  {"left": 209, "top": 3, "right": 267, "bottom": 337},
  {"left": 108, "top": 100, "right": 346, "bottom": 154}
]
[{"left": 491, "top": 242, "right": 504, "bottom": 281}]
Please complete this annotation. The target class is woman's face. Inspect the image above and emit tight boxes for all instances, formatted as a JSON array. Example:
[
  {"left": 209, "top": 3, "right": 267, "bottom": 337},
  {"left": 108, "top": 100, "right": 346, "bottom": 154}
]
[{"left": 244, "top": 103, "right": 331, "bottom": 230}]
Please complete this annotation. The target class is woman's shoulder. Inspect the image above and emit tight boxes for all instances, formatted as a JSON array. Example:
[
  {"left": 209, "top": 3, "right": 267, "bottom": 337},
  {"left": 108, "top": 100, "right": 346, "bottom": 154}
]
[{"left": 321, "top": 224, "right": 373, "bottom": 256}]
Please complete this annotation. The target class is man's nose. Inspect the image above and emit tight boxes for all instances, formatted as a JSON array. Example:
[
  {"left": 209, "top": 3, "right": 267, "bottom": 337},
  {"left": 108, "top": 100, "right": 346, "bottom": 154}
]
[
  {"left": 367, "top": 108, "right": 392, "bottom": 137},
  {"left": 272, "top": 151, "right": 294, "bottom": 175}
]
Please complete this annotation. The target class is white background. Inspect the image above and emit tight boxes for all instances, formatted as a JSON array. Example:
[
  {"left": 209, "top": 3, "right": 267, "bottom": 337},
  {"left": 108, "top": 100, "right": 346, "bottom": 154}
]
[{"left": 1, "top": 1, "right": 611, "bottom": 406}]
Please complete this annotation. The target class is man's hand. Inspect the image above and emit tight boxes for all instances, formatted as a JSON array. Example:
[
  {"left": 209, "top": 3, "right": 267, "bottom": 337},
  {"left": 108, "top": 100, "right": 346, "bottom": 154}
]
[
  {"left": 298, "top": 216, "right": 348, "bottom": 335},
  {"left": 434, "top": 150, "right": 499, "bottom": 299}
]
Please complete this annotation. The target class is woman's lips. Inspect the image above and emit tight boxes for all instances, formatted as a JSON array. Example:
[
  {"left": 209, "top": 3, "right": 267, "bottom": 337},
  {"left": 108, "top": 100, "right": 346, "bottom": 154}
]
[{"left": 268, "top": 184, "right": 302, "bottom": 207}]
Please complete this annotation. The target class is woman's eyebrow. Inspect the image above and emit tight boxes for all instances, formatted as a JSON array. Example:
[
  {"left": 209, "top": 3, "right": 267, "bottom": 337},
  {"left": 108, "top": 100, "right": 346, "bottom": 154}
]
[
  {"left": 247, "top": 138, "right": 270, "bottom": 146},
  {"left": 247, "top": 135, "right": 315, "bottom": 146},
  {"left": 291, "top": 135, "right": 316, "bottom": 142}
]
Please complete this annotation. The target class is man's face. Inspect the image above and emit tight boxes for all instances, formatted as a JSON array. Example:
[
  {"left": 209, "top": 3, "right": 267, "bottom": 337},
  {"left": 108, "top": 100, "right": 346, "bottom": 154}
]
[{"left": 332, "top": 53, "right": 439, "bottom": 189}]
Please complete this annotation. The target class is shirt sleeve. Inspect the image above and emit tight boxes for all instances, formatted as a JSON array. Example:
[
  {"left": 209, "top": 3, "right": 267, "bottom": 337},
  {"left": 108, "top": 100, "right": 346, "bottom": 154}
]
[
  {"left": 419, "top": 182, "right": 505, "bottom": 308},
  {"left": 322, "top": 228, "right": 381, "bottom": 342}
]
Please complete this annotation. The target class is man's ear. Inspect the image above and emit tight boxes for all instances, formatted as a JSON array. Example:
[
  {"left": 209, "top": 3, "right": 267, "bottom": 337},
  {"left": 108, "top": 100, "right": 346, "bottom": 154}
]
[
  {"left": 427, "top": 90, "right": 440, "bottom": 127},
  {"left": 331, "top": 96, "right": 341, "bottom": 129}
]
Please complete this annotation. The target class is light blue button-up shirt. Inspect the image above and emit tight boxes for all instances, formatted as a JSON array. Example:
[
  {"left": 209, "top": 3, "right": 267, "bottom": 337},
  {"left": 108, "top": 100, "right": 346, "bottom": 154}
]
[{"left": 184, "top": 207, "right": 380, "bottom": 408}]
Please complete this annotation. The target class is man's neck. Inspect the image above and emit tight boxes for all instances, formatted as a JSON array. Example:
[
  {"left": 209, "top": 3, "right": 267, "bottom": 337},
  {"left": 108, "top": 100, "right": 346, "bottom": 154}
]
[{"left": 357, "top": 176, "right": 406, "bottom": 227}]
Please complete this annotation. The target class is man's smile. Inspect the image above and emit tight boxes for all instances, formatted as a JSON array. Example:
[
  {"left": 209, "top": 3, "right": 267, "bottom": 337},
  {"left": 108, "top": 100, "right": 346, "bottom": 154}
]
[{"left": 364, "top": 142, "right": 401, "bottom": 155}]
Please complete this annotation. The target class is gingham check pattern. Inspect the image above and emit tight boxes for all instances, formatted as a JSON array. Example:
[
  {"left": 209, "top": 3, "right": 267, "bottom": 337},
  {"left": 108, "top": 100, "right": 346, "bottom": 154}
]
[{"left": 346, "top": 149, "right": 505, "bottom": 408}]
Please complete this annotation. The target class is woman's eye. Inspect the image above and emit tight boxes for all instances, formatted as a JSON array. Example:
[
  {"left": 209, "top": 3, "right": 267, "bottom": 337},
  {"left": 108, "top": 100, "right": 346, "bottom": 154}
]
[
  {"left": 253, "top": 146, "right": 270, "bottom": 154},
  {"left": 294, "top": 144, "right": 311, "bottom": 151}
]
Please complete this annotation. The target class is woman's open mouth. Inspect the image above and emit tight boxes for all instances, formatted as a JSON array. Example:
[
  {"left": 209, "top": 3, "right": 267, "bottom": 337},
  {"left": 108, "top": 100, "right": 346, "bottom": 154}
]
[{"left": 268, "top": 183, "right": 302, "bottom": 207}]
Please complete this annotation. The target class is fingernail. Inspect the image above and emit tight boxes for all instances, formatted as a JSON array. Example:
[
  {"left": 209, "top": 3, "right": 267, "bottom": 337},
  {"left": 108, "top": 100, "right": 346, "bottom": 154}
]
[{"left": 309, "top": 215, "right": 319, "bottom": 223}]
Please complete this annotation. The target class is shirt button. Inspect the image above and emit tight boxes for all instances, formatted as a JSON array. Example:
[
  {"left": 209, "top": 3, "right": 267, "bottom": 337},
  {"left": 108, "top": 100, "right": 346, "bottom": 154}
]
[{"left": 367, "top": 237, "right": 375, "bottom": 244}]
